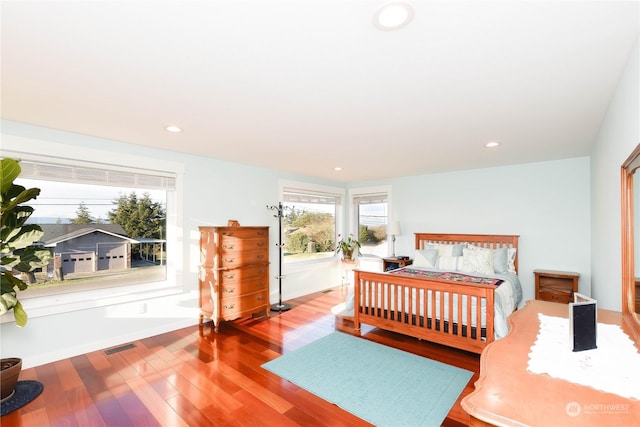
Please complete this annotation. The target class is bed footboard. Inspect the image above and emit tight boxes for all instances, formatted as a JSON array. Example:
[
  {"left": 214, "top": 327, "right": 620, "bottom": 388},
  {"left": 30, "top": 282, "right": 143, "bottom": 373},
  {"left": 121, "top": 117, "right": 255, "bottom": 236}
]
[{"left": 353, "top": 269, "right": 495, "bottom": 354}]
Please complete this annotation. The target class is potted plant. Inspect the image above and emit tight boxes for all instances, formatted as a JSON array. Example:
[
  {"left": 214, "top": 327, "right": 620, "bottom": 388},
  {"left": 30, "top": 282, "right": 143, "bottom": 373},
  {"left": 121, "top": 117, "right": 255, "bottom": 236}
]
[
  {"left": 335, "top": 234, "right": 361, "bottom": 260},
  {"left": 1, "top": 157, "right": 51, "bottom": 400}
]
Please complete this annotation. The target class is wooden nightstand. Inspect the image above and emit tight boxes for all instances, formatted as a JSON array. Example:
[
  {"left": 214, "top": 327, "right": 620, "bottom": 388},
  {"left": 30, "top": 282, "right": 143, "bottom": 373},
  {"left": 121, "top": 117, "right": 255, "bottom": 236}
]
[
  {"left": 382, "top": 257, "right": 413, "bottom": 272},
  {"left": 534, "top": 269, "right": 579, "bottom": 304}
]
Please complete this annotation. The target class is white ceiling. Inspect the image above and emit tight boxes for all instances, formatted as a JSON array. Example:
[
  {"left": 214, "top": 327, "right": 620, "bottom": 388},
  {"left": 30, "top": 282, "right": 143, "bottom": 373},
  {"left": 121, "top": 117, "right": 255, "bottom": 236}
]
[{"left": 2, "top": 1, "right": 638, "bottom": 183}]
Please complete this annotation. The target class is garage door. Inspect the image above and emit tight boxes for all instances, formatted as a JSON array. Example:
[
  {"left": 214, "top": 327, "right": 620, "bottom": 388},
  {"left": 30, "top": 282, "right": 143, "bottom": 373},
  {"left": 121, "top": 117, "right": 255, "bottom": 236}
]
[
  {"left": 97, "top": 243, "right": 127, "bottom": 271},
  {"left": 61, "top": 252, "right": 94, "bottom": 275}
]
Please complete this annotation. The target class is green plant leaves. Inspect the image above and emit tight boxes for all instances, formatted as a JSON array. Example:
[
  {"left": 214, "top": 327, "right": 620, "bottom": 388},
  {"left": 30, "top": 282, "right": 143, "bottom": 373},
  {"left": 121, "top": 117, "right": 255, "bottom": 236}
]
[
  {"left": 9, "top": 247, "right": 52, "bottom": 272},
  {"left": 0, "top": 284, "right": 28, "bottom": 326},
  {"left": 12, "top": 301, "right": 27, "bottom": 327},
  {"left": 2, "top": 225, "right": 45, "bottom": 253},
  {"left": 0, "top": 158, "right": 21, "bottom": 196},
  {"left": 1, "top": 157, "right": 47, "bottom": 326},
  {"left": 1, "top": 270, "right": 28, "bottom": 292},
  {"left": 1, "top": 186, "right": 40, "bottom": 219}
]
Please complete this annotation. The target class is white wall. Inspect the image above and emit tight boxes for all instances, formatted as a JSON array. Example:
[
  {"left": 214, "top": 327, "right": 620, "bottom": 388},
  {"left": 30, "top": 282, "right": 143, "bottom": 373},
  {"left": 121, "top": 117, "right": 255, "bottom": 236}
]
[
  {"left": 353, "top": 157, "right": 592, "bottom": 305},
  {"left": 0, "top": 121, "right": 343, "bottom": 367},
  {"left": 590, "top": 37, "right": 640, "bottom": 311}
]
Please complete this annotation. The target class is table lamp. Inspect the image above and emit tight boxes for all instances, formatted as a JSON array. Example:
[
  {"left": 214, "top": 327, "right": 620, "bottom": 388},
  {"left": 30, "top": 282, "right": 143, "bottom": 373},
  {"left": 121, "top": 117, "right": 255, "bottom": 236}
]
[{"left": 387, "top": 220, "right": 401, "bottom": 257}]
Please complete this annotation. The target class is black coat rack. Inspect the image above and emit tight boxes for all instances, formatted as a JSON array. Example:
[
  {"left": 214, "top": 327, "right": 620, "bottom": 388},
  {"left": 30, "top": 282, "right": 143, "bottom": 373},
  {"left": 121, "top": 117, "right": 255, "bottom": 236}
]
[{"left": 267, "top": 202, "right": 292, "bottom": 312}]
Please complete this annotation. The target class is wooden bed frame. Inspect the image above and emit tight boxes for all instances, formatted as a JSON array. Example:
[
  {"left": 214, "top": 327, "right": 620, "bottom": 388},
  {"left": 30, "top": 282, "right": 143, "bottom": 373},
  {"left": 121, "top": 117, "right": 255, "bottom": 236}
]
[{"left": 353, "top": 233, "right": 519, "bottom": 354}]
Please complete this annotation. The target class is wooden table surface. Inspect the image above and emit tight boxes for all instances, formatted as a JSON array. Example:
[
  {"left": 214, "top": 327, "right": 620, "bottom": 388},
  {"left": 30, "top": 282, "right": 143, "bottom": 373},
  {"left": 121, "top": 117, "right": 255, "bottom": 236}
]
[{"left": 461, "top": 299, "right": 640, "bottom": 427}]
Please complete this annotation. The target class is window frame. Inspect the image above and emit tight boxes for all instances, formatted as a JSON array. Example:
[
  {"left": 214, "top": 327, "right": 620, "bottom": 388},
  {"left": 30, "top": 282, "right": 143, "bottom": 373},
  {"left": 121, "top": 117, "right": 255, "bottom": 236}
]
[
  {"left": 279, "top": 179, "right": 345, "bottom": 268},
  {"left": 0, "top": 145, "right": 184, "bottom": 324},
  {"left": 349, "top": 185, "right": 392, "bottom": 258}
]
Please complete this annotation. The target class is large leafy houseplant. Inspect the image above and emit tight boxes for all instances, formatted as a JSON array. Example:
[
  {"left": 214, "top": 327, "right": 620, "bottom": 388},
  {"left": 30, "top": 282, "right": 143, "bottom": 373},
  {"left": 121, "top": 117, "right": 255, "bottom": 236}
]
[{"left": 0, "top": 158, "right": 51, "bottom": 327}]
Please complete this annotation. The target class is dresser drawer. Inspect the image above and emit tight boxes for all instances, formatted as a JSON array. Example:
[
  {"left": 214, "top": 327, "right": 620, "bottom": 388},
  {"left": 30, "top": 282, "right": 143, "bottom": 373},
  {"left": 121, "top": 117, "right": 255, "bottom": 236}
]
[
  {"left": 219, "top": 276, "right": 269, "bottom": 297},
  {"left": 538, "top": 276, "right": 573, "bottom": 291},
  {"left": 219, "top": 248, "right": 268, "bottom": 267},
  {"left": 220, "top": 228, "right": 268, "bottom": 240},
  {"left": 535, "top": 270, "right": 579, "bottom": 304},
  {"left": 219, "top": 237, "right": 268, "bottom": 253},
  {"left": 199, "top": 228, "right": 268, "bottom": 267},
  {"left": 219, "top": 264, "right": 269, "bottom": 284},
  {"left": 220, "top": 291, "right": 269, "bottom": 319},
  {"left": 538, "top": 289, "right": 573, "bottom": 304}
]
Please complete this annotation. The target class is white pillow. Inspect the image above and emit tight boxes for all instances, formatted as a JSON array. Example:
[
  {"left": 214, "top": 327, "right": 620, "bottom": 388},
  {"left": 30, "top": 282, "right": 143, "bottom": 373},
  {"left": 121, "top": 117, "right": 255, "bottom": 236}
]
[
  {"left": 507, "top": 248, "right": 517, "bottom": 273},
  {"left": 414, "top": 249, "right": 438, "bottom": 268},
  {"left": 460, "top": 248, "right": 495, "bottom": 275},
  {"left": 466, "top": 244, "right": 514, "bottom": 274},
  {"left": 466, "top": 243, "right": 493, "bottom": 254},
  {"left": 438, "top": 255, "right": 462, "bottom": 271},
  {"left": 426, "top": 244, "right": 452, "bottom": 257},
  {"left": 425, "top": 243, "right": 463, "bottom": 257}
]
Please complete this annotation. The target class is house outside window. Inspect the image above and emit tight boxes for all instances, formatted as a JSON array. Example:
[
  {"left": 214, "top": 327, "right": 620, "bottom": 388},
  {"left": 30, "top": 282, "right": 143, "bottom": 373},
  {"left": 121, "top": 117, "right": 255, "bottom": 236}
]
[{"left": 3, "top": 156, "right": 176, "bottom": 303}]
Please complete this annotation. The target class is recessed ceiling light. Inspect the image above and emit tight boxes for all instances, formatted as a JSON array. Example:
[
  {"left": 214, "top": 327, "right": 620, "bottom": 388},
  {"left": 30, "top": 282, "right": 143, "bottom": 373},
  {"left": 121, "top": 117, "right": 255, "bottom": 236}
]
[
  {"left": 485, "top": 141, "right": 501, "bottom": 148},
  {"left": 334, "top": 167, "right": 343, "bottom": 171},
  {"left": 373, "top": 2, "right": 415, "bottom": 31},
  {"left": 165, "top": 125, "right": 183, "bottom": 133}
]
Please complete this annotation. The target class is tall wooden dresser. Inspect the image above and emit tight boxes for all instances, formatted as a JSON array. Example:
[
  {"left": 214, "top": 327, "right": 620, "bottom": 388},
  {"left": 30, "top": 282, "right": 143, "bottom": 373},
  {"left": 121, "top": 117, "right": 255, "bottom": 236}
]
[{"left": 198, "top": 226, "right": 270, "bottom": 332}]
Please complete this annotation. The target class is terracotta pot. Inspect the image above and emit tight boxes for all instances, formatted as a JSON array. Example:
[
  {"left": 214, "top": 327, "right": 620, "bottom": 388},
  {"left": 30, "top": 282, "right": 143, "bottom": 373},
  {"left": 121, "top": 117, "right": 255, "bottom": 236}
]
[
  {"left": 343, "top": 252, "right": 353, "bottom": 261},
  {"left": 1, "top": 357, "right": 22, "bottom": 401}
]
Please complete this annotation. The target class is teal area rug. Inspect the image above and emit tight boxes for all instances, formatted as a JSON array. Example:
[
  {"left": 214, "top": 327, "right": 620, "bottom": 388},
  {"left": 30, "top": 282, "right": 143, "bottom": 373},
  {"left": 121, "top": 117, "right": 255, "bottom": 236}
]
[{"left": 262, "top": 332, "right": 472, "bottom": 427}]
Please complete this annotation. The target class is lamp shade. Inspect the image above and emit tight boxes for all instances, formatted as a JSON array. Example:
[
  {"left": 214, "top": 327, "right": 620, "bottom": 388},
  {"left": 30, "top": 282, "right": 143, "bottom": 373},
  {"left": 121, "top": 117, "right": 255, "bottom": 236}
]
[{"left": 387, "top": 220, "right": 401, "bottom": 236}]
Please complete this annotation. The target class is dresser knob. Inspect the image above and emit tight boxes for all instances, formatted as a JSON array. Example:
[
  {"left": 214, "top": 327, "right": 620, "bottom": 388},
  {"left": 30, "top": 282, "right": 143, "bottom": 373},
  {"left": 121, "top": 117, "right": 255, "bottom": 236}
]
[
  {"left": 257, "top": 296, "right": 264, "bottom": 301},
  {"left": 223, "top": 257, "right": 235, "bottom": 263},
  {"left": 222, "top": 244, "right": 235, "bottom": 249},
  {"left": 223, "top": 304, "right": 235, "bottom": 309},
  {"left": 223, "top": 287, "right": 235, "bottom": 293},
  {"left": 257, "top": 242, "right": 265, "bottom": 247},
  {"left": 222, "top": 273, "right": 235, "bottom": 279}
]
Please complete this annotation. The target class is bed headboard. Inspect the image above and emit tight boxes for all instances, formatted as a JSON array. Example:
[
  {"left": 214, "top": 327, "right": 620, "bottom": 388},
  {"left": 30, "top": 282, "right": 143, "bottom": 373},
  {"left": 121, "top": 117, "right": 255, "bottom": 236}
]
[{"left": 415, "top": 233, "right": 519, "bottom": 273}]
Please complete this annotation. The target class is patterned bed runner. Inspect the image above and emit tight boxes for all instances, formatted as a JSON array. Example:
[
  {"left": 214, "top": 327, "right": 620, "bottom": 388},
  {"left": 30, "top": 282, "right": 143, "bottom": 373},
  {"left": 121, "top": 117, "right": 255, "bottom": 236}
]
[{"left": 388, "top": 268, "right": 503, "bottom": 286}]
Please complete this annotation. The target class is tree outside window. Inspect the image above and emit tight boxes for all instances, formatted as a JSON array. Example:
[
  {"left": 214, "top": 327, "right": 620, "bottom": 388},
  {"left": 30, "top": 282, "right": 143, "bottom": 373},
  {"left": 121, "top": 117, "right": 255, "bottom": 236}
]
[{"left": 280, "top": 185, "right": 342, "bottom": 263}]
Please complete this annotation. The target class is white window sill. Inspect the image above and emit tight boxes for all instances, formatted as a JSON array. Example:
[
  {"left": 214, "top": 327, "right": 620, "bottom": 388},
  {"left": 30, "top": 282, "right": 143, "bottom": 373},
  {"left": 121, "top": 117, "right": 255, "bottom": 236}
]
[{"left": 0, "top": 281, "right": 184, "bottom": 324}]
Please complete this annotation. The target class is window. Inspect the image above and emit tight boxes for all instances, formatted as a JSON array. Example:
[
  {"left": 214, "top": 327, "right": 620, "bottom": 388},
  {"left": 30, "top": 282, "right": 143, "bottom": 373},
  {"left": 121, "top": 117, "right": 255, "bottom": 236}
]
[
  {"left": 0, "top": 150, "right": 182, "bottom": 321},
  {"left": 280, "top": 183, "right": 343, "bottom": 263},
  {"left": 353, "top": 190, "right": 389, "bottom": 257}
]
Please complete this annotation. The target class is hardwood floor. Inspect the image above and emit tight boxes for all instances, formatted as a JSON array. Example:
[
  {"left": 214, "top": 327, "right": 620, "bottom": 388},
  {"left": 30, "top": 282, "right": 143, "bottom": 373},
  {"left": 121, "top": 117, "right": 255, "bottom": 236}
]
[{"left": 3, "top": 287, "right": 479, "bottom": 426}]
